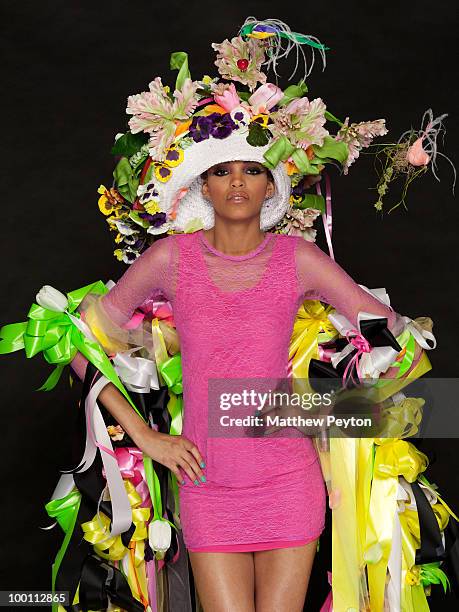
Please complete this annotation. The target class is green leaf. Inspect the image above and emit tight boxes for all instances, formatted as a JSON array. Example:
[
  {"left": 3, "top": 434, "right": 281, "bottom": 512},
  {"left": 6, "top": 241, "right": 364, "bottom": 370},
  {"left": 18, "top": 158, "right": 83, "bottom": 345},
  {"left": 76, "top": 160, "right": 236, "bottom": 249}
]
[
  {"left": 114, "top": 158, "right": 139, "bottom": 203},
  {"left": 294, "top": 194, "right": 325, "bottom": 213},
  {"left": 278, "top": 81, "right": 308, "bottom": 107},
  {"left": 236, "top": 91, "right": 251, "bottom": 102},
  {"left": 312, "top": 136, "right": 349, "bottom": 164},
  {"left": 247, "top": 122, "right": 270, "bottom": 146},
  {"left": 129, "top": 210, "right": 150, "bottom": 228},
  {"left": 324, "top": 110, "right": 344, "bottom": 127},
  {"left": 111, "top": 132, "right": 149, "bottom": 157},
  {"left": 132, "top": 153, "right": 149, "bottom": 174},
  {"left": 291, "top": 148, "right": 320, "bottom": 175},
  {"left": 170, "top": 51, "right": 190, "bottom": 90}
]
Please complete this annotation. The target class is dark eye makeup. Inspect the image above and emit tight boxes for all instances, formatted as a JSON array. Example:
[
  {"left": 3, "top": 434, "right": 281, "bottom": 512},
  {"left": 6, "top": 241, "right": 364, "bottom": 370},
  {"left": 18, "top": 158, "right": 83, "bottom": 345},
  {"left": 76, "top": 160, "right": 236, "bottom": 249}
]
[{"left": 209, "top": 163, "right": 266, "bottom": 176}]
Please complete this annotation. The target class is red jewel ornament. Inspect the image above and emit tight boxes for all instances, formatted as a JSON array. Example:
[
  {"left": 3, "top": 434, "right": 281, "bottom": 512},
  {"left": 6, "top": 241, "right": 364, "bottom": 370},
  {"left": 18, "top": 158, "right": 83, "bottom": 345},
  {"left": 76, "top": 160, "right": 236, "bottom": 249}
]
[{"left": 237, "top": 58, "right": 249, "bottom": 72}]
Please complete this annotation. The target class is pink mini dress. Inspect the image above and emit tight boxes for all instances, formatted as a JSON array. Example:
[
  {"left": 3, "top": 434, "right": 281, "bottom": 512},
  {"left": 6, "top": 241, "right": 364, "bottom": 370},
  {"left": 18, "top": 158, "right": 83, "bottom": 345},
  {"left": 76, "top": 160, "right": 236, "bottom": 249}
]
[{"left": 173, "top": 230, "right": 326, "bottom": 552}]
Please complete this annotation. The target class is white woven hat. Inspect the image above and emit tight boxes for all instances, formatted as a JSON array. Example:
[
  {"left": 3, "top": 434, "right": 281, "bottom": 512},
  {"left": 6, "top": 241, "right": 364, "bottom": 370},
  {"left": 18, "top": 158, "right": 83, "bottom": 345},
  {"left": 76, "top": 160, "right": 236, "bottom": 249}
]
[{"left": 161, "top": 130, "right": 292, "bottom": 231}]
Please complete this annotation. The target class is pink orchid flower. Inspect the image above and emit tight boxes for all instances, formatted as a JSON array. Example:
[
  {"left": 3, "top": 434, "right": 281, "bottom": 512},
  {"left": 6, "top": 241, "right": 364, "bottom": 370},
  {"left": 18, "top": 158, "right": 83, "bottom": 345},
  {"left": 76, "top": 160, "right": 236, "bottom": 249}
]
[
  {"left": 248, "top": 83, "right": 284, "bottom": 114},
  {"left": 213, "top": 83, "right": 241, "bottom": 112}
]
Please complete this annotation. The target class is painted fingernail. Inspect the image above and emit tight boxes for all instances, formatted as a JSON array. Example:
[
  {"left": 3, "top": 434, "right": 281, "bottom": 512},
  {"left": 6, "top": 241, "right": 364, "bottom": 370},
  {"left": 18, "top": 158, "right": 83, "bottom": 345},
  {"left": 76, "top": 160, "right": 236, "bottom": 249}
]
[
  {"left": 200, "top": 475, "right": 206, "bottom": 482},
  {"left": 200, "top": 461, "right": 206, "bottom": 468},
  {"left": 194, "top": 479, "right": 200, "bottom": 486}
]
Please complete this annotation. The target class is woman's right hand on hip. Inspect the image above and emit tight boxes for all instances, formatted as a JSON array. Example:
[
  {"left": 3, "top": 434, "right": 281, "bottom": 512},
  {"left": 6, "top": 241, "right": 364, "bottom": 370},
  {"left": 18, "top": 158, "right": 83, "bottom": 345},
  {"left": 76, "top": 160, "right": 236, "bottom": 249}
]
[{"left": 137, "top": 429, "right": 206, "bottom": 485}]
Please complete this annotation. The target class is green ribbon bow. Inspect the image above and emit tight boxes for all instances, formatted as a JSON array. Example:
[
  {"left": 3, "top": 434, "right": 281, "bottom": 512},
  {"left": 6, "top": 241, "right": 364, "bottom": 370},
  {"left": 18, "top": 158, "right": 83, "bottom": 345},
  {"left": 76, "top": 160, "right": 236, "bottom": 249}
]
[
  {"left": 263, "top": 135, "right": 348, "bottom": 175},
  {"left": 44, "top": 489, "right": 82, "bottom": 601},
  {"left": 0, "top": 280, "right": 143, "bottom": 419},
  {"left": 158, "top": 353, "right": 183, "bottom": 395}
]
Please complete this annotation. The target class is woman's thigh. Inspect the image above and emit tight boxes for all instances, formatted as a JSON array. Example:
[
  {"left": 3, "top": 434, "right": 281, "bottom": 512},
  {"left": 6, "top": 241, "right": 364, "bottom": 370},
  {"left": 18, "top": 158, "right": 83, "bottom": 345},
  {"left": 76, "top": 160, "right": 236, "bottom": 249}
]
[
  {"left": 253, "top": 540, "right": 319, "bottom": 612},
  {"left": 188, "top": 550, "right": 256, "bottom": 612}
]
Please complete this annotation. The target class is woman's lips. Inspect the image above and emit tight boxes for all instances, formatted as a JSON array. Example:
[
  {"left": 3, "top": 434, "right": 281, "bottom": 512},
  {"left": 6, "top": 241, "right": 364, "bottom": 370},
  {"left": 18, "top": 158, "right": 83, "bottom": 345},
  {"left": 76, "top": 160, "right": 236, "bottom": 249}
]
[{"left": 227, "top": 191, "right": 249, "bottom": 202}]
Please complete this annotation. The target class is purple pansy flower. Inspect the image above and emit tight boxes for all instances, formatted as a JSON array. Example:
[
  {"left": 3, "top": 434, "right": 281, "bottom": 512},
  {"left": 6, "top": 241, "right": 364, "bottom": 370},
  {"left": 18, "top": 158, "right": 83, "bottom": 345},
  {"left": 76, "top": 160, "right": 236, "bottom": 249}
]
[
  {"left": 139, "top": 211, "right": 167, "bottom": 226},
  {"left": 189, "top": 115, "right": 214, "bottom": 142},
  {"left": 189, "top": 112, "right": 237, "bottom": 142},
  {"left": 209, "top": 112, "right": 237, "bottom": 139}
]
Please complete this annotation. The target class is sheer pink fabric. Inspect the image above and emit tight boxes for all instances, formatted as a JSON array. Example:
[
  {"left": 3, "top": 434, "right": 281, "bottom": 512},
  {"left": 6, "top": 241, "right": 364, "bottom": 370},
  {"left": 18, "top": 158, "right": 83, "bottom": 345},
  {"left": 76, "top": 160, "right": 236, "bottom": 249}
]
[
  {"left": 70, "top": 236, "right": 179, "bottom": 380},
  {"left": 71, "top": 230, "right": 400, "bottom": 380},
  {"left": 294, "top": 237, "right": 401, "bottom": 332},
  {"left": 70, "top": 229, "right": 403, "bottom": 550}
]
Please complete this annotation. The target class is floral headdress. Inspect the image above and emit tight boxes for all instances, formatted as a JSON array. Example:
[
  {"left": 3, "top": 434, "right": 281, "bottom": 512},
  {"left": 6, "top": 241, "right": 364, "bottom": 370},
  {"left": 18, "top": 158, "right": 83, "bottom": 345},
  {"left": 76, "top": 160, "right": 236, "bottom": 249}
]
[{"left": 97, "top": 16, "right": 454, "bottom": 264}]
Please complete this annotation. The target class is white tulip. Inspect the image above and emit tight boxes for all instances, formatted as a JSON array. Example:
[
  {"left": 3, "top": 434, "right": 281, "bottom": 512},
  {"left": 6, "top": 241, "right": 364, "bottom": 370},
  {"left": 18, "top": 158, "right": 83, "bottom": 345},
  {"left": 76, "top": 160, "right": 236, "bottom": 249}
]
[
  {"left": 36, "top": 285, "right": 69, "bottom": 312},
  {"left": 148, "top": 519, "right": 171, "bottom": 553}
]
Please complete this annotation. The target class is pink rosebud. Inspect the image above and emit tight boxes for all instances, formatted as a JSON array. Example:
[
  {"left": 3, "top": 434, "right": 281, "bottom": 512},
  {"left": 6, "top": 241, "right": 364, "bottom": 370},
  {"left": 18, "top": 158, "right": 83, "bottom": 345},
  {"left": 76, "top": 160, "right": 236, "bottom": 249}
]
[
  {"left": 213, "top": 83, "right": 241, "bottom": 112},
  {"left": 248, "top": 83, "right": 284, "bottom": 114},
  {"left": 406, "top": 136, "right": 431, "bottom": 167}
]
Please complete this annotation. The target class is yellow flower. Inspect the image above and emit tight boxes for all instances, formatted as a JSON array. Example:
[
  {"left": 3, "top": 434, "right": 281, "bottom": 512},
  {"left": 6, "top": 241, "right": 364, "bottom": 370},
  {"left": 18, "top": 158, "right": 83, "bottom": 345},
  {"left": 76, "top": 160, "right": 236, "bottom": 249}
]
[
  {"left": 114, "top": 249, "right": 124, "bottom": 261},
  {"left": 97, "top": 184, "right": 124, "bottom": 215},
  {"left": 144, "top": 200, "right": 161, "bottom": 214},
  {"left": 154, "top": 164, "right": 173, "bottom": 182},
  {"left": 202, "top": 75, "right": 214, "bottom": 85},
  {"left": 251, "top": 113, "right": 269, "bottom": 128},
  {"left": 285, "top": 160, "right": 300, "bottom": 176},
  {"left": 114, "top": 233, "right": 123, "bottom": 244},
  {"left": 164, "top": 145, "right": 184, "bottom": 167}
]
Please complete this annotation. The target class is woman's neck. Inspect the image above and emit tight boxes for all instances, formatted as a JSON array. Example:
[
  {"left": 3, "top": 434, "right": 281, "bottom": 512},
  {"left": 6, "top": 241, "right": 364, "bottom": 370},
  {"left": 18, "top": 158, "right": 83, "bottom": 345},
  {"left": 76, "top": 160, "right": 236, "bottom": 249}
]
[{"left": 202, "top": 226, "right": 267, "bottom": 257}]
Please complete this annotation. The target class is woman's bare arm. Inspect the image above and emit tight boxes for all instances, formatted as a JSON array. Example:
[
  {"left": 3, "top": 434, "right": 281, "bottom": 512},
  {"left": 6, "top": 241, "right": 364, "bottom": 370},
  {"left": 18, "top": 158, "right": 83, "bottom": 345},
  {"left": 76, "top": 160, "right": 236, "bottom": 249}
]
[{"left": 70, "top": 236, "right": 206, "bottom": 485}]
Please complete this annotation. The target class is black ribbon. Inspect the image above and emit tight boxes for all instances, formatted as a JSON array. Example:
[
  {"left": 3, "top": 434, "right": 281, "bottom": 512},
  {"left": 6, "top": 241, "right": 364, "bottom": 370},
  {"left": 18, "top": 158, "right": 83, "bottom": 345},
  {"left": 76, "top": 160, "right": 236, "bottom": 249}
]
[
  {"left": 309, "top": 317, "right": 402, "bottom": 391},
  {"left": 411, "top": 480, "right": 446, "bottom": 564},
  {"left": 79, "top": 554, "right": 144, "bottom": 612},
  {"left": 444, "top": 517, "right": 459, "bottom": 593},
  {"left": 56, "top": 361, "right": 182, "bottom": 609}
]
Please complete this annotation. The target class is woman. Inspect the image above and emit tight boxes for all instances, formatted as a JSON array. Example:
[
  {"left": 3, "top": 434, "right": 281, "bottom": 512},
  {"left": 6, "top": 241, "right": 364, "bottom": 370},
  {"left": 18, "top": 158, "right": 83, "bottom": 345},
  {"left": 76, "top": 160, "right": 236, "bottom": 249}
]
[
  {"left": 1, "top": 16, "right": 451, "bottom": 612},
  {"left": 69, "top": 148, "right": 403, "bottom": 611}
]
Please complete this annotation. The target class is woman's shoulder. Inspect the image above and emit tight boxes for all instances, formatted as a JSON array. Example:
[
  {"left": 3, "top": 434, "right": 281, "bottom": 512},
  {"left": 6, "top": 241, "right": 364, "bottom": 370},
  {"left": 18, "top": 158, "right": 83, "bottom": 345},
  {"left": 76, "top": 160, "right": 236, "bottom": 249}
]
[{"left": 271, "top": 232, "right": 302, "bottom": 252}]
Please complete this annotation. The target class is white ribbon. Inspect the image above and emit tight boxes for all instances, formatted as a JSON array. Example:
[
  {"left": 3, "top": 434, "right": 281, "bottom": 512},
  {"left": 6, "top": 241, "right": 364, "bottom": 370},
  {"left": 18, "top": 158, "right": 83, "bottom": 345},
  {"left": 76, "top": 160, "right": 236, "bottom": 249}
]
[
  {"left": 113, "top": 348, "right": 160, "bottom": 393},
  {"left": 398, "top": 316, "right": 437, "bottom": 350},
  {"left": 386, "top": 481, "right": 408, "bottom": 611},
  {"left": 328, "top": 310, "right": 400, "bottom": 380},
  {"left": 78, "top": 375, "right": 133, "bottom": 537},
  {"left": 67, "top": 311, "right": 99, "bottom": 344},
  {"left": 45, "top": 376, "right": 133, "bottom": 538},
  {"left": 358, "top": 284, "right": 392, "bottom": 307}
]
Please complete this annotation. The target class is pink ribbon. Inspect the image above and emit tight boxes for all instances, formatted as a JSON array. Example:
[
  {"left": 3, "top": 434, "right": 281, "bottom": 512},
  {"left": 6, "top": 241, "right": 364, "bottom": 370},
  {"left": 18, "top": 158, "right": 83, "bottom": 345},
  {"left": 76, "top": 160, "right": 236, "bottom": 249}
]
[
  {"left": 318, "top": 346, "right": 335, "bottom": 362},
  {"left": 151, "top": 300, "right": 175, "bottom": 326},
  {"left": 197, "top": 96, "right": 213, "bottom": 107},
  {"left": 122, "top": 311, "right": 145, "bottom": 330},
  {"left": 122, "top": 299, "right": 175, "bottom": 330},
  {"left": 170, "top": 187, "right": 189, "bottom": 221},
  {"left": 342, "top": 329, "right": 371, "bottom": 386},
  {"left": 320, "top": 571, "right": 333, "bottom": 611},
  {"left": 146, "top": 559, "right": 158, "bottom": 612},
  {"left": 101, "top": 447, "right": 152, "bottom": 507}
]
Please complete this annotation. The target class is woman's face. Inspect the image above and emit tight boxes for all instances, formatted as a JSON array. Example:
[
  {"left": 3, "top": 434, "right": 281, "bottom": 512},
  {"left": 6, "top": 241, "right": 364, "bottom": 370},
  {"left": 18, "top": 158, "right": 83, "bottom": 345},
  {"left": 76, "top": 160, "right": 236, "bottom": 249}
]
[{"left": 201, "top": 161, "right": 275, "bottom": 225}]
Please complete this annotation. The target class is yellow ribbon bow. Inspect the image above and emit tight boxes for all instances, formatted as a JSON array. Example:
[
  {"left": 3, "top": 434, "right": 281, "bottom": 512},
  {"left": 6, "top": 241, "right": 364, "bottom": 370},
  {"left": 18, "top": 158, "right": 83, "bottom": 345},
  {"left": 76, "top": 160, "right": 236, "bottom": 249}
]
[
  {"left": 289, "top": 300, "right": 337, "bottom": 383},
  {"left": 81, "top": 480, "right": 150, "bottom": 563}
]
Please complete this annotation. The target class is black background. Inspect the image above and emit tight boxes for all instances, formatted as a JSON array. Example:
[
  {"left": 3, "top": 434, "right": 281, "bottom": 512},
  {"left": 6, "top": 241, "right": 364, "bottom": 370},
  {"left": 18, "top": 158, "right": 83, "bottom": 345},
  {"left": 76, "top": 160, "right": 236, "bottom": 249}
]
[{"left": 1, "top": 1, "right": 458, "bottom": 610}]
